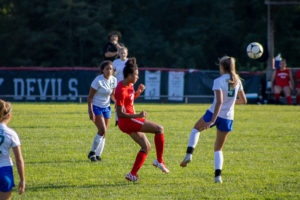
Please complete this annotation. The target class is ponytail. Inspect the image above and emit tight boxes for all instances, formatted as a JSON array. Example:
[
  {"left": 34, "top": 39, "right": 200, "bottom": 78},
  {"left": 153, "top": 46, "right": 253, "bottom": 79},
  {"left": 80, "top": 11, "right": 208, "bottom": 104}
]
[
  {"left": 0, "top": 99, "right": 12, "bottom": 122},
  {"left": 219, "top": 56, "right": 240, "bottom": 88}
]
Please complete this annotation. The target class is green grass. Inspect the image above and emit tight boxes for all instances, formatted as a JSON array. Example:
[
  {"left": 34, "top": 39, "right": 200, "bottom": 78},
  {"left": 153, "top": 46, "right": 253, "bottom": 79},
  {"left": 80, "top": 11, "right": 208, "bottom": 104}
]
[{"left": 7, "top": 103, "right": 300, "bottom": 199}]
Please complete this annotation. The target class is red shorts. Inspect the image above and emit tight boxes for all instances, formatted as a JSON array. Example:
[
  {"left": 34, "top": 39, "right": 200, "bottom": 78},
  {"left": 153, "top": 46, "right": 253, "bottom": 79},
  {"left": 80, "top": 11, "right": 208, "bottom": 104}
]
[
  {"left": 118, "top": 118, "right": 145, "bottom": 134},
  {"left": 275, "top": 82, "right": 289, "bottom": 88}
]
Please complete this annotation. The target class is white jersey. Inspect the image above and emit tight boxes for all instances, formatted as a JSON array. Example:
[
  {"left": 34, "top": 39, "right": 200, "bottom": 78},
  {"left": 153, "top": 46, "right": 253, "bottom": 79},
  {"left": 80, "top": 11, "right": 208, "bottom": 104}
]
[
  {"left": 91, "top": 74, "right": 117, "bottom": 108},
  {"left": 0, "top": 123, "right": 21, "bottom": 167},
  {"left": 113, "top": 58, "right": 128, "bottom": 84},
  {"left": 208, "top": 74, "right": 243, "bottom": 120}
]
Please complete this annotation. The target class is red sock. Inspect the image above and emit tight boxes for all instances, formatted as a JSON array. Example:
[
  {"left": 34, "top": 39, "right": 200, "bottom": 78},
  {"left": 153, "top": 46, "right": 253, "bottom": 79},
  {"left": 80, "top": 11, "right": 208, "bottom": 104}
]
[
  {"left": 286, "top": 96, "right": 293, "bottom": 105},
  {"left": 154, "top": 134, "right": 164, "bottom": 163},
  {"left": 131, "top": 151, "right": 147, "bottom": 176},
  {"left": 274, "top": 93, "right": 280, "bottom": 101},
  {"left": 296, "top": 96, "right": 300, "bottom": 105}
]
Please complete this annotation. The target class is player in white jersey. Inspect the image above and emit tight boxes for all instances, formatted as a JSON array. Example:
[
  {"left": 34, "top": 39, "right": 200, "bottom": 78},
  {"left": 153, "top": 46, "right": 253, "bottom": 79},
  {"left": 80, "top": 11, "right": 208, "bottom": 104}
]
[
  {"left": 87, "top": 61, "right": 117, "bottom": 162},
  {"left": 112, "top": 47, "right": 128, "bottom": 126},
  {"left": 0, "top": 100, "right": 25, "bottom": 199},
  {"left": 180, "top": 56, "right": 247, "bottom": 183}
]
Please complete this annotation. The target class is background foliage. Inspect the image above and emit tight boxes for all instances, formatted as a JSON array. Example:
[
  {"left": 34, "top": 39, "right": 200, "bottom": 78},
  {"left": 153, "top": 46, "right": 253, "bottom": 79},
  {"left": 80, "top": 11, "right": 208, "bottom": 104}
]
[{"left": 0, "top": 0, "right": 299, "bottom": 70}]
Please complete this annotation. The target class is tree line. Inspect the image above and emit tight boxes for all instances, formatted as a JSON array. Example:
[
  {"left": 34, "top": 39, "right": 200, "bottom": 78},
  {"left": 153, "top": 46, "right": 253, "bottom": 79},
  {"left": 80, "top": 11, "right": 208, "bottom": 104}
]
[{"left": 0, "top": 0, "right": 299, "bottom": 71}]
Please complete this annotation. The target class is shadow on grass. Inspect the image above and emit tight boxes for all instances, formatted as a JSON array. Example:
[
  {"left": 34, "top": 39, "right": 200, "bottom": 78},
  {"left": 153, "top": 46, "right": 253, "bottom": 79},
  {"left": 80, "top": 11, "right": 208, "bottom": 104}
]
[{"left": 26, "top": 182, "right": 136, "bottom": 191}]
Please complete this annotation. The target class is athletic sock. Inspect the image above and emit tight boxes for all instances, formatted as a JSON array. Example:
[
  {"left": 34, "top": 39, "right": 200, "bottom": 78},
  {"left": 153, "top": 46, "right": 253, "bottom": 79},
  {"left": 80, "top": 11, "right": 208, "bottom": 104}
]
[
  {"left": 214, "top": 151, "right": 223, "bottom": 176},
  {"left": 91, "top": 134, "right": 102, "bottom": 152},
  {"left": 186, "top": 128, "right": 200, "bottom": 154},
  {"left": 274, "top": 93, "right": 280, "bottom": 102},
  {"left": 131, "top": 151, "right": 147, "bottom": 176},
  {"left": 154, "top": 134, "right": 164, "bottom": 163},
  {"left": 96, "top": 137, "right": 105, "bottom": 156},
  {"left": 286, "top": 96, "right": 293, "bottom": 104},
  {"left": 296, "top": 96, "right": 300, "bottom": 105}
]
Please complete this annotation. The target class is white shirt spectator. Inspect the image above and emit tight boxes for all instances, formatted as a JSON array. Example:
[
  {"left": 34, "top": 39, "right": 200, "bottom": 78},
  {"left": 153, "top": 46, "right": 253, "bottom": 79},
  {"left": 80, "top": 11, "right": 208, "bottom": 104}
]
[
  {"left": 113, "top": 58, "right": 128, "bottom": 84},
  {"left": 209, "top": 74, "right": 243, "bottom": 120},
  {"left": 0, "top": 123, "right": 21, "bottom": 167},
  {"left": 91, "top": 74, "right": 117, "bottom": 108}
]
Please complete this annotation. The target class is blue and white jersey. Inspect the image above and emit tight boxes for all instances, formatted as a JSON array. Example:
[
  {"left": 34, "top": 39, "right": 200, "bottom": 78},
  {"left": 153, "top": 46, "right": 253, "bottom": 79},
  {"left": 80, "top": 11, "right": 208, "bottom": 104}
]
[
  {"left": 208, "top": 74, "right": 243, "bottom": 120},
  {"left": 91, "top": 74, "right": 117, "bottom": 108},
  {"left": 0, "top": 123, "right": 21, "bottom": 168}
]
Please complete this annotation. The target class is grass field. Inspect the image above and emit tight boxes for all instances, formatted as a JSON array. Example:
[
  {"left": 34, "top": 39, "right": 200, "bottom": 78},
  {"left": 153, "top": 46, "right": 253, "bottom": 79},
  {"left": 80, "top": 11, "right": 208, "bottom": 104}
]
[{"left": 7, "top": 103, "right": 300, "bottom": 199}]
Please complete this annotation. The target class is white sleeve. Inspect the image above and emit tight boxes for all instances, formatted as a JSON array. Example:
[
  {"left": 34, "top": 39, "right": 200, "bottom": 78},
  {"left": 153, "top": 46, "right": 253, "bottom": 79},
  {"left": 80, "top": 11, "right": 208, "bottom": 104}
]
[
  {"left": 212, "top": 79, "right": 221, "bottom": 91},
  {"left": 91, "top": 78, "right": 99, "bottom": 90},
  {"left": 112, "top": 60, "right": 117, "bottom": 70},
  {"left": 113, "top": 77, "right": 117, "bottom": 88},
  {"left": 238, "top": 80, "right": 244, "bottom": 91},
  {"left": 11, "top": 131, "right": 21, "bottom": 147}
]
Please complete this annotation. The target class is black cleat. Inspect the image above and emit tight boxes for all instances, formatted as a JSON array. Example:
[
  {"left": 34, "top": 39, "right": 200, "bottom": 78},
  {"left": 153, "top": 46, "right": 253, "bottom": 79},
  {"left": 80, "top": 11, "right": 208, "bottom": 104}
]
[
  {"left": 115, "top": 121, "right": 118, "bottom": 126},
  {"left": 88, "top": 151, "right": 97, "bottom": 162},
  {"left": 96, "top": 156, "right": 101, "bottom": 161}
]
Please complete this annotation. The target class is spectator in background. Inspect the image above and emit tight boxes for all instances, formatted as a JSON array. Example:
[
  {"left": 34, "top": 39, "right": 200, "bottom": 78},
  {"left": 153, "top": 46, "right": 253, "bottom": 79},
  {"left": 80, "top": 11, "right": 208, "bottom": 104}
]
[
  {"left": 112, "top": 47, "right": 128, "bottom": 126},
  {"left": 103, "top": 31, "right": 124, "bottom": 61},
  {"left": 271, "top": 59, "right": 294, "bottom": 104},
  {"left": 295, "top": 70, "right": 300, "bottom": 105}
]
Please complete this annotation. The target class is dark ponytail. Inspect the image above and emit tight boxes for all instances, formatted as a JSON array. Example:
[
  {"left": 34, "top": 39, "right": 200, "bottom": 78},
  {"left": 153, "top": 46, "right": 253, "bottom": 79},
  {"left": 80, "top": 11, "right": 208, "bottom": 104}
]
[{"left": 123, "top": 57, "right": 138, "bottom": 78}]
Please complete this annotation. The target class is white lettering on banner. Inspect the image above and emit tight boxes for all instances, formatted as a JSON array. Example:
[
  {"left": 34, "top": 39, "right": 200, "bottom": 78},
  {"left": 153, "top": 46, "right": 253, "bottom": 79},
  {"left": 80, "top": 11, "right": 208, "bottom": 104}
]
[
  {"left": 12, "top": 78, "right": 79, "bottom": 100},
  {"left": 68, "top": 78, "right": 78, "bottom": 100},
  {"left": 37, "top": 79, "right": 50, "bottom": 100},
  {"left": 168, "top": 71, "right": 184, "bottom": 101},
  {"left": 26, "top": 79, "right": 36, "bottom": 100},
  {"left": 13, "top": 79, "right": 25, "bottom": 100},
  {"left": 144, "top": 71, "right": 161, "bottom": 100},
  {"left": 0, "top": 78, "right": 4, "bottom": 87}
]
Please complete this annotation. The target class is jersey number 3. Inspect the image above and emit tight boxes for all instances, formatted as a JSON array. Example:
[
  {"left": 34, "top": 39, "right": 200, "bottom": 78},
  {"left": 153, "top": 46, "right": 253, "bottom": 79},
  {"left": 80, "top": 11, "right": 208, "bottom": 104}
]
[{"left": 227, "top": 83, "right": 235, "bottom": 97}]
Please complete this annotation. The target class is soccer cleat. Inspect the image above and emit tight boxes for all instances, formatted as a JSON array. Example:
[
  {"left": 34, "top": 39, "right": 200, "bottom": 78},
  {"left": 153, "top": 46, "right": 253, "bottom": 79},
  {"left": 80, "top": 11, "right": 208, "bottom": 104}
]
[
  {"left": 180, "top": 154, "right": 192, "bottom": 167},
  {"left": 215, "top": 176, "right": 222, "bottom": 183},
  {"left": 88, "top": 151, "right": 97, "bottom": 162},
  {"left": 96, "top": 156, "right": 101, "bottom": 161},
  {"left": 125, "top": 172, "right": 139, "bottom": 182},
  {"left": 152, "top": 160, "right": 170, "bottom": 174},
  {"left": 115, "top": 121, "right": 118, "bottom": 127}
]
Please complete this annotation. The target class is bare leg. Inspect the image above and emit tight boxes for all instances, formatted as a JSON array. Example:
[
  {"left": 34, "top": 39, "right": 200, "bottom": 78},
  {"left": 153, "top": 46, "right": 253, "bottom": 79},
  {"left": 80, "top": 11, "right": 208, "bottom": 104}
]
[
  {"left": 0, "top": 191, "right": 12, "bottom": 200},
  {"left": 283, "top": 86, "right": 293, "bottom": 104}
]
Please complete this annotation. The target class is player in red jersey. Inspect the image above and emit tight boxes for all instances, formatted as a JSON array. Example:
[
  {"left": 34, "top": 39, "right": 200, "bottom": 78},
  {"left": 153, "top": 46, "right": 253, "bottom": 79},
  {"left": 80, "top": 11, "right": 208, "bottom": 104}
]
[
  {"left": 295, "top": 70, "right": 300, "bottom": 105},
  {"left": 115, "top": 58, "right": 169, "bottom": 182},
  {"left": 271, "top": 59, "right": 294, "bottom": 104}
]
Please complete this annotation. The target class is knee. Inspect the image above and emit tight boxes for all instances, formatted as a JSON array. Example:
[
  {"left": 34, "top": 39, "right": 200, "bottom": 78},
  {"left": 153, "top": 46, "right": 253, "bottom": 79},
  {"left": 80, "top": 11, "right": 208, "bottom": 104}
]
[
  {"left": 142, "top": 142, "right": 151, "bottom": 154},
  {"left": 156, "top": 125, "right": 164, "bottom": 134}
]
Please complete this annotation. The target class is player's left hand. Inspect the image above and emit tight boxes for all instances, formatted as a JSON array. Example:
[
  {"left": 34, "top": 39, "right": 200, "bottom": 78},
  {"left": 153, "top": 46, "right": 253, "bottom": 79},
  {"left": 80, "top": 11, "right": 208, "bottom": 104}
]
[
  {"left": 137, "top": 84, "right": 145, "bottom": 93},
  {"left": 204, "top": 121, "right": 213, "bottom": 130}
]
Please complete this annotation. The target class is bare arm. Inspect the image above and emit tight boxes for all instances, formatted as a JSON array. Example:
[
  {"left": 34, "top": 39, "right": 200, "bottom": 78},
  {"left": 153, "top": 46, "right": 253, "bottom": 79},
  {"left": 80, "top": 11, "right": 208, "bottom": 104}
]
[
  {"left": 134, "top": 84, "right": 145, "bottom": 99},
  {"left": 105, "top": 51, "right": 118, "bottom": 58},
  {"left": 116, "top": 105, "right": 147, "bottom": 119},
  {"left": 235, "top": 90, "right": 247, "bottom": 104},
  {"left": 205, "top": 90, "right": 223, "bottom": 129},
  {"left": 13, "top": 146, "right": 25, "bottom": 195},
  {"left": 110, "top": 88, "right": 116, "bottom": 102},
  {"left": 88, "top": 87, "right": 97, "bottom": 122}
]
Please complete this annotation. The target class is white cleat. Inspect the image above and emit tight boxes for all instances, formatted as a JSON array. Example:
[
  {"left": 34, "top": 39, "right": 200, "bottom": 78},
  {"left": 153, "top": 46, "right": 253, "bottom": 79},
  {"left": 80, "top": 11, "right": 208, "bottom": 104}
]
[
  {"left": 153, "top": 160, "right": 170, "bottom": 174},
  {"left": 180, "top": 154, "right": 192, "bottom": 167},
  {"left": 215, "top": 176, "right": 222, "bottom": 183},
  {"left": 125, "top": 172, "right": 139, "bottom": 182}
]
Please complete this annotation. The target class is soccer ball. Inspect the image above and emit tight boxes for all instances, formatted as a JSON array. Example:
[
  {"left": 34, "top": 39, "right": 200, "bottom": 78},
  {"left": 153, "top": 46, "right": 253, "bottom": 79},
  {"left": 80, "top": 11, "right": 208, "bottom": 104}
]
[{"left": 246, "top": 42, "right": 263, "bottom": 59}]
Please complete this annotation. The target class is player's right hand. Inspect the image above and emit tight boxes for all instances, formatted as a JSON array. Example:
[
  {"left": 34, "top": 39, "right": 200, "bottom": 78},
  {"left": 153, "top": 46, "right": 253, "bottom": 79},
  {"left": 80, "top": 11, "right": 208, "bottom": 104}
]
[
  {"left": 89, "top": 112, "right": 95, "bottom": 122},
  {"left": 139, "top": 111, "right": 147, "bottom": 118}
]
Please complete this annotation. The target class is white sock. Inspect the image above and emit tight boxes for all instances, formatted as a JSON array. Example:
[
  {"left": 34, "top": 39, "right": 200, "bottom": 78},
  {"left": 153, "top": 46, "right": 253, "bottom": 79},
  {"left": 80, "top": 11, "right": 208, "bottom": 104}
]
[
  {"left": 188, "top": 128, "right": 200, "bottom": 148},
  {"left": 214, "top": 151, "right": 223, "bottom": 170},
  {"left": 91, "top": 134, "right": 102, "bottom": 152},
  {"left": 96, "top": 137, "right": 106, "bottom": 156}
]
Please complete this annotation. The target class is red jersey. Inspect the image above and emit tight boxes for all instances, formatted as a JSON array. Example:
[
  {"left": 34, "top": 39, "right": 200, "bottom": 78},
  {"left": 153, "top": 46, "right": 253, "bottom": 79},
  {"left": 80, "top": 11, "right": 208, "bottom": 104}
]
[
  {"left": 296, "top": 70, "right": 300, "bottom": 88},
  {"left": 275, "top": 69, "right": 290, "bottom": 86},
  {"left": 115, "top": 81, "right": 136, "bottom": 114}
]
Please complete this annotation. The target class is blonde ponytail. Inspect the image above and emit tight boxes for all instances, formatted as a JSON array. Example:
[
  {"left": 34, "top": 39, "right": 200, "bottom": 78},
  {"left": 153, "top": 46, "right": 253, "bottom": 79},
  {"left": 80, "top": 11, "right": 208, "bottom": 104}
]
[
  {"left": 0, "top": 99, "right": 12, "bottom": 122},
  {"left": 219, "top": 56, "right": 240, "bottom": 88}
]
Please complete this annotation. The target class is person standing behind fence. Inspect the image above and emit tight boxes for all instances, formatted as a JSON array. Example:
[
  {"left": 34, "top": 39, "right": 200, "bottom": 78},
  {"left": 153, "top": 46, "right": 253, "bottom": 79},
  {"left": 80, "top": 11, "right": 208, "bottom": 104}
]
[
  {"left": 103, "top": 31, "right": 124, "bottom": 61},
  {"left": 87, "top": 61, "right": 117, "bottom": 162},
  {"left": 271, "top": 59, "right": 294, "bottom": 104},
  {"left": 115, "top": 58, "right": 169, "bottom": 182},
  {"left": 295, "top": 70, "right": 300, "bottom": 105},
  {"left": 180, "top": 56, "right": 247, "bottom": 184},
  {"left": 0, "top": 100, "right": 25, "bottom": 199},
  {"left": 112, "top": 47, "right": 128, "bottom": 126}
]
